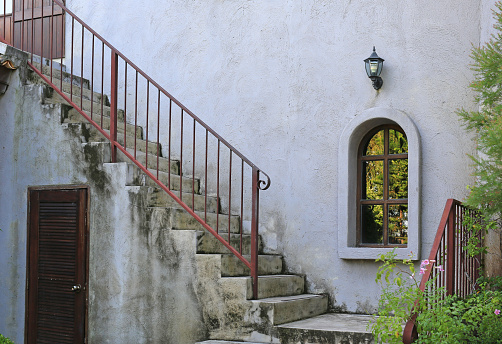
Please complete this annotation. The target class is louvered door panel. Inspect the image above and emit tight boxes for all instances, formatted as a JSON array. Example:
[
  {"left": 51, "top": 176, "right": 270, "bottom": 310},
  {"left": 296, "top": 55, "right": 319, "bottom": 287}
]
[{"left": 26, "top": 188, "right": 88, "bottom": 344}]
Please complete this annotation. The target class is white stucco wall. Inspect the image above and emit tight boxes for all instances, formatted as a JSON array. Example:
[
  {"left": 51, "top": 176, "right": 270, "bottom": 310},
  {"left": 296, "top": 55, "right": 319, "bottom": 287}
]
[{"left": 60, "top": 0, "right": 494, "bottom": 312}]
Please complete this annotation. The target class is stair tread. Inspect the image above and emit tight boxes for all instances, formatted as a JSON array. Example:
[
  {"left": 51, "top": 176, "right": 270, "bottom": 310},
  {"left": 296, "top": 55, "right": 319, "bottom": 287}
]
[
  {"left": 277, "top": 313, "right": 374, "bottom": 333},
  {"left": 256, "top": 293, "right": 326, "bottom": 303}
]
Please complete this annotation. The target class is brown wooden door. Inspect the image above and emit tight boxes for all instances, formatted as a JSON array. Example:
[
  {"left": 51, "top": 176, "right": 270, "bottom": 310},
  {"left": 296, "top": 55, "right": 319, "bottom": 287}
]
[
  {"left": 11, "top": 0, "right": 65, "bottom": 58},
  {"left": 26, "top": 187, "right": 88, "bottom": 344}
]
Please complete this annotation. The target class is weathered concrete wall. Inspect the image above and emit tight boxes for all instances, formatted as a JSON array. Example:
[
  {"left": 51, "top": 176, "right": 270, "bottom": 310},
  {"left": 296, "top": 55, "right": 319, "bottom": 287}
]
[
  {"left": 62, "top": 0, "right": 494, "bottom": 311},
  {"left": 0, "top": 44, "right": 206, "bottom": 343}
]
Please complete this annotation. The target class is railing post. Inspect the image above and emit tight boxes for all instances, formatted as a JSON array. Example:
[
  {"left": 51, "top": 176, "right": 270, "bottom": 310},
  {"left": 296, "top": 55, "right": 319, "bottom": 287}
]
[
  {"left": 446, "top": 202, "right": 456, "bottom": 295},
  {"left": 251, "top": 167, "right": 260, "bottom": 300},
  {"left": 110, "top": 50, "right": 118, "bottom": 162}
]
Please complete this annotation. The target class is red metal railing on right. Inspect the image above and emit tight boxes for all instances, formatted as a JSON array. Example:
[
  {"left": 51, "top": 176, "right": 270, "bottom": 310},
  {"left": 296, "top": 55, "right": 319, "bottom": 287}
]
[
  {"left": 0, "top": 0, "right": 270, "bottom": 299},
  {"left": 402, "top": 199, "right": 482, "bottom": 343}
]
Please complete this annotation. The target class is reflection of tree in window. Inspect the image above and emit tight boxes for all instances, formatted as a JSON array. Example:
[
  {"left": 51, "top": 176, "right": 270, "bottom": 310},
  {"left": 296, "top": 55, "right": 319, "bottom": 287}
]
[{"left": 358, "top": 126, "right": 408, "bottom": 247}]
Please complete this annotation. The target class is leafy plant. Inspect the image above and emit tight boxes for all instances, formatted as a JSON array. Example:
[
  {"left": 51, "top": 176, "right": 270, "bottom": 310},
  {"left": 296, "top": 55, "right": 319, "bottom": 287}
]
[
  {"left": 0, "top": 334, "right": 14, "bottom": 344},
  {"left": 416, "top": 279, "right": 502, "bottom": 344},
  {"left": 369, "top": 250, "right": 443, "bottom": 344}
]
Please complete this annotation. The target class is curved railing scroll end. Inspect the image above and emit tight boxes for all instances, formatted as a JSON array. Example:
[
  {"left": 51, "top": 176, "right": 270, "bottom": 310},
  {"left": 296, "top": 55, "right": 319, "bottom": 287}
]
[
  {"left": 403, "top": 314, "right": 418, "bottom": 344},
  {"left": 258, "top": 170, "right": 271, "bottom": 191}
]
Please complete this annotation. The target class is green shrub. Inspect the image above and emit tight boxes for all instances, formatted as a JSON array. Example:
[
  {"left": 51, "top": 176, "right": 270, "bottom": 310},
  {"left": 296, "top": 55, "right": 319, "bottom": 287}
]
[
  {"left": 0, "top": 334, "right": 14, "bottom": 344},
  {"left": 416, "top": 279, "right": 502, "bottom": 344}
]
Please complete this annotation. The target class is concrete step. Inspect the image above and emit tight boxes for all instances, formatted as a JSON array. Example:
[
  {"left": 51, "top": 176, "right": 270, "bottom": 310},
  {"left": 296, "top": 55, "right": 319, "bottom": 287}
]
[
  {"left": 78, "top": 124, "right": 160, "bottom": 157},
  {"left": 197, "top": 231, "right": 261, "bottom": 255},
  {"left": 147, "top": 186, "right": 219, "bottom": 213},
  {"left": 63, "top": 106, "right": 143, "bottom": 140},
  {"left": 220, "top": 254, "right": 283, "bottom": 277},
  {"left": 119, "top": 148, "right": 179, "bottom": 175},
  {"left": 254, "top": 294, "right": 329, "bottom": 326},
  {"left": 220, "top": 275, "right": 305, "bottom": 300},
  {"left": 146, "top": 207, "right": 241, "bottom": 233},
  {"left": 144, "top": 168, "right": 200, "bottom": 194},
  {"left": 32, "top": 61, "right": 90, "bottom": 89},
  {"left": 276, "top": 313, "right": 375, "bottom": 344}
]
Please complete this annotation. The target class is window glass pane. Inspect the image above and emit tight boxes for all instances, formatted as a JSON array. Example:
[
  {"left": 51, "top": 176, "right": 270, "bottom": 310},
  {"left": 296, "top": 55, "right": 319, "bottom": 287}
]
[
  {"left": 363, "top": 160, "right": 383, "bottom": 199},
  {"left": 361, "top": 205, "right": 383, "bottom": 244},
  {"left": 389, "top": 159, "right": 408, "bottom": 199},
  {"left": 389, "top": 129, "right": 408, "bottom": 154},
  {"left": 364, "top": 130, "right": 384, "bottom": 156},
  {"left": 389, "top": 205, "right": 408, "bottom": 245}
]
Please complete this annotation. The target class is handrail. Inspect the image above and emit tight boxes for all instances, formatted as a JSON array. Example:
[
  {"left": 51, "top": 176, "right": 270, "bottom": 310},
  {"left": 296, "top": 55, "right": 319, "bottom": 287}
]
[
  {"left": 1, "top": 0, "right": 270, "bottom": 299},
  {"left": 402, "top": 199, "right": 482, "bottom": 343}
]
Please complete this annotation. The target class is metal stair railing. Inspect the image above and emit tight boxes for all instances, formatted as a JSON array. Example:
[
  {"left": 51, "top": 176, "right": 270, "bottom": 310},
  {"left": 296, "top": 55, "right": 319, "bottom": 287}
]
[
  {"left": 402, "top": 199, "right": 482, "bottom": 343},
  {"left": 0, "top": 0, "right": 270, "bottom": 299}
]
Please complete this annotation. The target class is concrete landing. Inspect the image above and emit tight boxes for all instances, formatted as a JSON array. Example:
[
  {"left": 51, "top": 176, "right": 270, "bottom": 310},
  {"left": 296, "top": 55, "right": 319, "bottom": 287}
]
[{"left": 276, "top": 313, "right": 375, "bottom": 344}]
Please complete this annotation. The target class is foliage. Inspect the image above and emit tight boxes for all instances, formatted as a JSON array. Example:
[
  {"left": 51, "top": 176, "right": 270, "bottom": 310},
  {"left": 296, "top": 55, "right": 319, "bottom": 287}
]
[
  {"left": 416, "top": 278, "right": 502, "bottom": 344},
  {"left": 0, "top": 334, "right": 14, "bottom": 344},
  {"left": 370, "top": 251, "right": 502, "bottom": 344},
  {"left": 457, "top": 0, "right": 502, "bottom": 229},
  {"left": 369, "top": 250, "right": 440, "bottom": 344}
]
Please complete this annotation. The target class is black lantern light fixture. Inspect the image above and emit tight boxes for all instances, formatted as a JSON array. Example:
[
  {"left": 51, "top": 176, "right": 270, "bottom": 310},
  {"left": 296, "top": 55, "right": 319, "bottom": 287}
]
[{"left": 364, "top": 46, "right": 384, "bottom": 90}]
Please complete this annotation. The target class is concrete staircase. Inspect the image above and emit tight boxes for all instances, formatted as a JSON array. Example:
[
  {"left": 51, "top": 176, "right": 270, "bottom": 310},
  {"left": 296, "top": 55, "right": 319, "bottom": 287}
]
[{"left": 34, "top": 59, "right": 375, "bottom": 344}]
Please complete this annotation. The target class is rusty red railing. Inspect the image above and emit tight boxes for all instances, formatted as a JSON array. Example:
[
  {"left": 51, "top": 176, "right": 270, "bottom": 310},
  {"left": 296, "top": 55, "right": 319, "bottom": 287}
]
[
  {"left": 402, "top": 199, "right": 482, "bottom": 343},
  {"left": 0, "top": 0, "right": 270, "bottom": 299}
]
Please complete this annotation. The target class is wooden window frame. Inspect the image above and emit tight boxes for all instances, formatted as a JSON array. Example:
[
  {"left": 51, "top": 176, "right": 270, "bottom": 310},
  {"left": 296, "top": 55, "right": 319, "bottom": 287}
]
[{"left": 356, "top": 124, "right": 408, "bottom": 248}]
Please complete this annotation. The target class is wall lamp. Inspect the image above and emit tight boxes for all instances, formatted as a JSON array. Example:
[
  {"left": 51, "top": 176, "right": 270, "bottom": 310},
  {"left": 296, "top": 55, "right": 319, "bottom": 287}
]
[{"left": 364, "top": 46, "right": 384, "bottom": 90}]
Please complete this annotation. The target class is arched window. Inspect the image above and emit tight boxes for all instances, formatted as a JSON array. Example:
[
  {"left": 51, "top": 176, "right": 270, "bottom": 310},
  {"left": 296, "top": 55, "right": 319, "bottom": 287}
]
[
  {"left": 357, "top": 125, "right": 408, "bottom": 247},
  {"left": 338, "top": 108, "right": 420, "bottom": 260}
]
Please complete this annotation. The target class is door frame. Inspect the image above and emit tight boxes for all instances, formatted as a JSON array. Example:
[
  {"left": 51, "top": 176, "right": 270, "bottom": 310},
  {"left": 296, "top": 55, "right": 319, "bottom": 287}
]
[{"left": 24, "top": 185, "right": 90, "bottom": 344}]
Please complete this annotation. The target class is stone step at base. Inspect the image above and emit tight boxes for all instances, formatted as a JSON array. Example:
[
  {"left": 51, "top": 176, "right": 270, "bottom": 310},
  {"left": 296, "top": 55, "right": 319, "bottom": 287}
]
[
  {"left": 276, "top": 313, "right": 375, "bottom": 344},
  {"left": 255, "top": 294, "right": 328, "bottom": 325}
]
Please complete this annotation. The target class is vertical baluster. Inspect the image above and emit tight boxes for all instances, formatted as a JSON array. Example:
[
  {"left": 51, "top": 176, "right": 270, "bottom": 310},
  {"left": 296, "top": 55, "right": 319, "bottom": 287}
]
[
  {"left": 446, "top": 203, "right": 455, "bottom": 296},
  {"left": 251, "top": 167, "right": 260, "bottom": 300},
  {"left": 145, "top": 80, "right": 149, "bottom": 170},
  {"left": 30, "top": 0, "right": 33, "bottom": 63},
  {"left": 240, "top": 161, "right": 244, "bottom": 254},
  {"left": 60, "top": 0, "right": 63, "bottom": 91},
  {"left": 192, "top": 118, "right": 196, "bottom": 211},
  {"left": 50, "top": 0, "right": 53, "bottom": 82},
  {"left": 179, "top": 108, "right": 183, "bottom": 202},
  {"left": 134, "top": 70, "right": 138, "bottom": 159},
  {"left": 70, "top": 16, "right": 73, "bottom": 101},
  {"left": 110, "top": 50, "right": 118, "bottom": 163},
  {"left": 228, "top": 150, "right": 232, "bottom": 244},
  {"left": 124, "top": 62, "right": 128, "bottom": 150},
  {"left": 204, "top": 130, "right": 208, "bottom": 222},
  {"left": 156, "top": 90, "right": 161, "bottom": 179},
  {"left": 90, "top": 34, "right": 94, "bottom": 120},
  {"left": 100, "top": 42, "right": 104, "bottom": 127},
  {"left": 40, "top": 0, "right": 43, "bottom": 65},
  {"left": 168, "top": 99, "right": 172, "bottom": 190},
  {"left": 80, "top": 25, "right": 84, "bottom": 109},
  {"left": 216, "top": 140, "right": 220, "bottom": 233}
]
